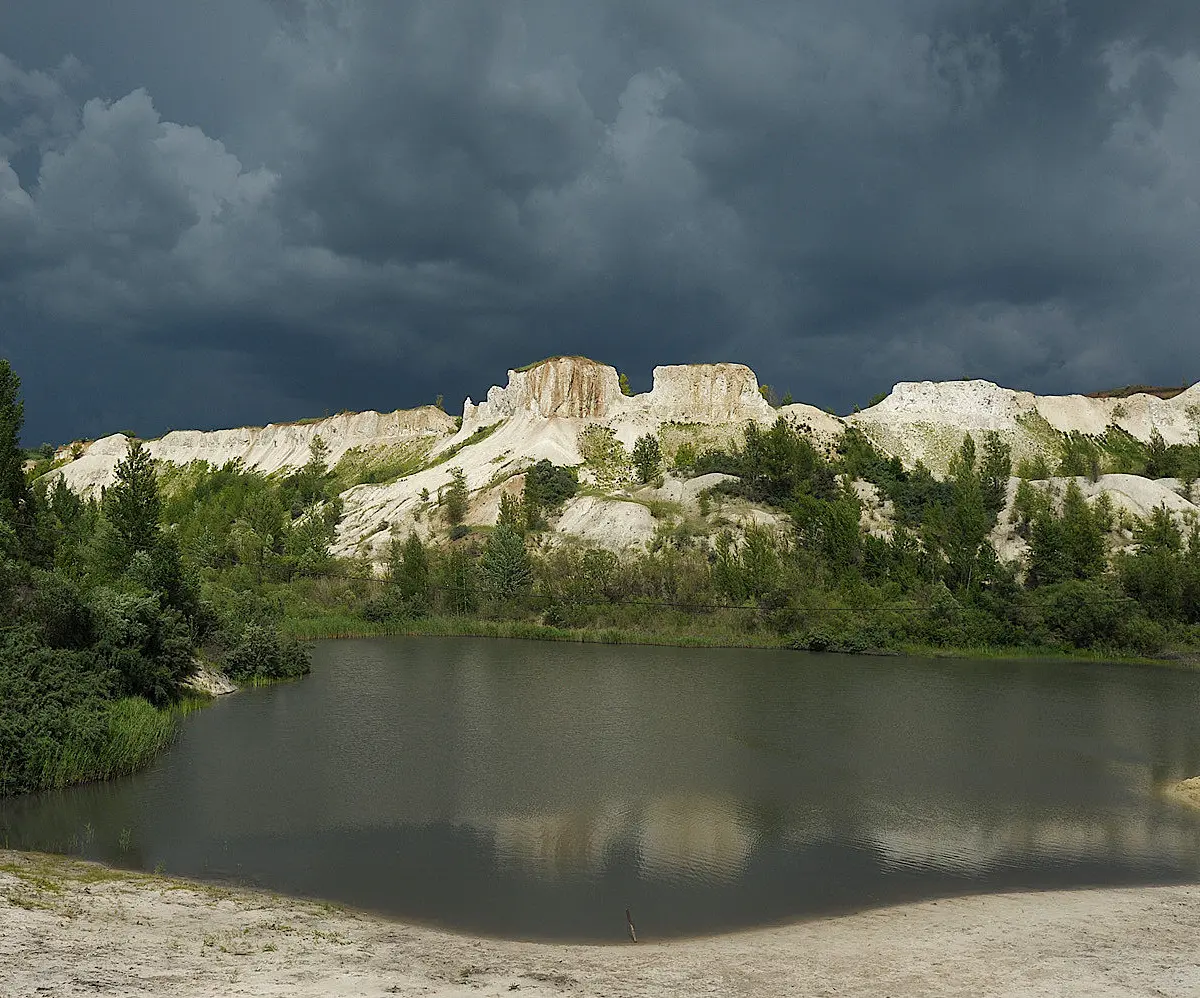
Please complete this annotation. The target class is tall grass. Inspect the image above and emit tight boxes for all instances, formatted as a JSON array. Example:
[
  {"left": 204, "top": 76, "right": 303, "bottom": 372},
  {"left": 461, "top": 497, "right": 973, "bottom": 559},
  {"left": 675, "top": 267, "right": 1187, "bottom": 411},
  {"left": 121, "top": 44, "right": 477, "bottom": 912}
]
[
  {"left": 279, "top": 611, "right": 1170, "bottom": 663},
  {"left": 34, "top": 699, "right": 179, "bottom": 792},
  {"left": 281, "top": 612, "right": 788, "bottom": 648}
]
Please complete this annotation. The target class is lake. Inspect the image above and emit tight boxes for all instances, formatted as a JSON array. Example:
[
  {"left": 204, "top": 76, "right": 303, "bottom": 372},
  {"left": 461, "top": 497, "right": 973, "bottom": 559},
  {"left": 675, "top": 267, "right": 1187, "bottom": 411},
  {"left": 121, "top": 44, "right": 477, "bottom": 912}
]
[{"left": 5, "top": 636, "right": 1200, "bottom": 941}]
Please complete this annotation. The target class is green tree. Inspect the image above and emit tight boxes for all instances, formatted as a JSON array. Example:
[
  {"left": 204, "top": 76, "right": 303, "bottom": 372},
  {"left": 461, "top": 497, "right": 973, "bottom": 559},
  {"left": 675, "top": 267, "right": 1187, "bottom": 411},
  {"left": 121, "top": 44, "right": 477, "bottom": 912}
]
[
  {"left": 89, "top": 589, "right": 193, "bottom": 706},
  {"left": 388, "top": 532, "right": 431, "bottom": 614},
  {"left": 497, "top": 490, "right": 525, "bottom": 535},
  {"left": 284, "top": 502, "right": 338, "bottom": 576},
  {"left": 632, "top": 433, "right": 662, "bottom": 484},
  {"left": 1026, "top": 480, "right": 1106, "bottom": 586},
  {"left": 980, "top": 431, "right": 1012, "bottom": 517},
  {"left": 1140, "top": 504, "right": 1184, "bottom": 555},
  {"left": 928, "top": 434, "right": 992, "bottom": 589},
  {"left": 577, "top": 424, "right": 632, "bottom": 486},
  {"left": 671, "top": 441, "right": 697, "bottom": 476},
  {"left": 1059, "top": 479, "right": 1106, "bottom": 579},
  {"left": 738, "top": 416, "right": 833, "bottom": 507},
  {"left": 1011, "top": 478, "right": 1044, "bottom": 538},
  {"left": 522, "top": 460, "right": 577, "bottom": 531},
  {"left": 480, "top": 524, "right": 533, "bottom": 599},
  {"left": 795, "top": 490, "right": 862, "bottom": 573},
  {"left": 225, "top": 622, "right": 310, "bottom": 680},
  {"left": 103, "top": 439, "right": 161, "bottom": 567},
  {"left": 618, "top": 372, "right": 634, "bottom": 397},
  {"left": 0, "top": 359, "right": 30, "bottom": 538},
  {"left": 739, "top": 525, "right": 781, "bottom": 600},
  {"left": 1027, "top": 503, "right": 1070, "bottom": 586},
  {"left": 436, "top": 545, "right": 477, "bottom": 614},
  {"left": 442, "top": 467, "right": 469, "bottom": 527},
  {"left": 1145, "top": 429, "right": 1175, "bottom": 479}
]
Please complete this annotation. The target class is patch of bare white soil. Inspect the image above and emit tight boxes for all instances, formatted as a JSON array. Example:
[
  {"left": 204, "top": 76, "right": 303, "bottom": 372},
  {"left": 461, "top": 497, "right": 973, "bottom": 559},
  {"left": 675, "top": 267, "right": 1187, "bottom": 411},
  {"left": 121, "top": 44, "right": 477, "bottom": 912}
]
[{"left": 3, "top": 850, "right": 1200, "bottom": 997}]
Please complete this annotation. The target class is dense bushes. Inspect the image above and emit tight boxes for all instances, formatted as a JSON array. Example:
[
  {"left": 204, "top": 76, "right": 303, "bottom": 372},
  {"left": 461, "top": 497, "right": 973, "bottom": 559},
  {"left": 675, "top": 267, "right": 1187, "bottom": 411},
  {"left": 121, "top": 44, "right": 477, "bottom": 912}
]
[
  {"left": 1, "top": 358, "right": 314, "bottom": 796},
  {"left": 0, "top": 627, "right": 181, "bottom": 796},
  {"left": 255, "top": 419, "right": 1200, "bottom": 660},
  {"left": 522, "top": 459, "right": 577, "bottom": 529},
  {"left": 224, "top": 623, "right": 310, "bottom": 681}
]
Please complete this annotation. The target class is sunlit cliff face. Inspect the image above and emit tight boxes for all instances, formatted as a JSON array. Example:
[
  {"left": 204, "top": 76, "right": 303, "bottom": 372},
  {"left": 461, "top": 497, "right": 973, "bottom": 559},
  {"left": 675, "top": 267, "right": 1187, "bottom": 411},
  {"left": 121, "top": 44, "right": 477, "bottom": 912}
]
[{"left": 43, "top": 356, "right": 1200, "bottom": 563}]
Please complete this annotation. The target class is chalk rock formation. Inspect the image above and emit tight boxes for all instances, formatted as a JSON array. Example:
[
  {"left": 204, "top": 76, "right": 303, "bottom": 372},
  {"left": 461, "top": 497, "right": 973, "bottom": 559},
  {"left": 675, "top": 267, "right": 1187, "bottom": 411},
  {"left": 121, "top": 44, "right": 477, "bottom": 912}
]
[
  {"left": 39, "top": 355, "right": 1200, "bottom": 560},
  {"left": 639, "top": 363, "right": 774, "bottom": 424},
  {"left": 850, "top": 380, "right": 1200, "bottom": 474},
  {"left": 463, "top": 357, "right": 784, "bottom": 436},
  {"left": 463, "top": 356, "right": 623, "bottom": 429},
  {"left": 553, "top": 496, "right": 658, "bottom": 552},
  {"left": 52, "top": 407, "right": 457, "bottom": 497}
]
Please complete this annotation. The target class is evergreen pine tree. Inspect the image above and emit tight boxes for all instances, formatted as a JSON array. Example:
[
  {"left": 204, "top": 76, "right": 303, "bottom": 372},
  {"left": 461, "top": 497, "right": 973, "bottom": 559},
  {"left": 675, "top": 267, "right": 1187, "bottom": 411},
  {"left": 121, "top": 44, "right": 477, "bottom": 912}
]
[
  {"left": 442, "top": 467, "right": 469, "bottom": 527},
  {"left": 390, "top": 533, "right": 431, "bottom": 614},
  {"left": 939, "top": 434, "right": 990, "bottom": 588},
  {"left": 1059, "top": 479, "right": 1105, "bottom": 579},
  {"left": 103, "top": 439, "right": 161, "bottom": 567},
  {"left": 980, "top": 431, "right": 1012, "bottom": 518},
  {"left": 0, "top": 359, "right": 30, "bottom": 537},
  {"left": 480, "top": 523, "right": 532, "bottom": 597}
]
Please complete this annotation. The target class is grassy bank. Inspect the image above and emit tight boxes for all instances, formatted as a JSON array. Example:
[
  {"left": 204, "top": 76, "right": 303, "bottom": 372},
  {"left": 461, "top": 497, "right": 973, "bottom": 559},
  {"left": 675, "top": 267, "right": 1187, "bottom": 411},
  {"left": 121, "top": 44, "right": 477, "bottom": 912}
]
[
  {"left": 281, "top": 612, "right": 786, "bottom": 648},
  {"left": 26, "top": 698, "right": 181, "bottom": 794},
  {"left": 280, "top": 611, "right": 1175, "bottom": 665}
]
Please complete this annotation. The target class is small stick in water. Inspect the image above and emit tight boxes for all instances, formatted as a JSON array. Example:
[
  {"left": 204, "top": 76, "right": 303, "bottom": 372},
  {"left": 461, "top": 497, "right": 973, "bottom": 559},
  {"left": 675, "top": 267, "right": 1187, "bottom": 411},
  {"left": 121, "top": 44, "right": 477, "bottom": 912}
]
[{"left": 626, "top": 908, "right": 637, "bottom": 943}]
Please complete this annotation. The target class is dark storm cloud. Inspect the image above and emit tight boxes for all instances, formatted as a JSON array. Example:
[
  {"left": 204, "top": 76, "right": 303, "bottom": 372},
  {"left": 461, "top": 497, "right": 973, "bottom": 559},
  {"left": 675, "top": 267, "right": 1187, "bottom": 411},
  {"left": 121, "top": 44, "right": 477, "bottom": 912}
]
[{"left": 1, "top": 0, "right": 1198, "bottom": 442}]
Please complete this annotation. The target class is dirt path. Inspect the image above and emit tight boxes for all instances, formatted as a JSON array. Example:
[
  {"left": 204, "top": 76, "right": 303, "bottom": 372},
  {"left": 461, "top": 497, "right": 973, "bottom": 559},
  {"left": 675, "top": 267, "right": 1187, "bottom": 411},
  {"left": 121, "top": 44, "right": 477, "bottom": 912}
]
[{"left": 3, "top": 849, "right": 1200, "bottom": 997}]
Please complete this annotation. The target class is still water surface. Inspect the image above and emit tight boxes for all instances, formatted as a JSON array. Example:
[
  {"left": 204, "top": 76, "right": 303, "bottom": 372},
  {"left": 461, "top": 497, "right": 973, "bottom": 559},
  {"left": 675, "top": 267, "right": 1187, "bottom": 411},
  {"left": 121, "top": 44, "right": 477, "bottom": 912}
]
[{"left": 6, "top": 637, "right": 1200, "bottom": 940}]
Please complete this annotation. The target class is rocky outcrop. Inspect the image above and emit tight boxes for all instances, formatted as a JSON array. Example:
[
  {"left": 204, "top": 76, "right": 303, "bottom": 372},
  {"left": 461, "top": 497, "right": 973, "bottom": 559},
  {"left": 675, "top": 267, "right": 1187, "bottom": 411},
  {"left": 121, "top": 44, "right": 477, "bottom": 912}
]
[
  {"left": 463, "top": 357, "right": 624, "bottom": 428},
  {"left": 553, "top": 496, "right": 659, "bottom": 552},
  {"left": 640, "top": 363, "right": 774, "bottom": 424},
  {"left": 184, "top": 663, "right": 238, "bottom": 697},
  {"left": 462, "top": 358, "right": 780, "bottom": 433}
]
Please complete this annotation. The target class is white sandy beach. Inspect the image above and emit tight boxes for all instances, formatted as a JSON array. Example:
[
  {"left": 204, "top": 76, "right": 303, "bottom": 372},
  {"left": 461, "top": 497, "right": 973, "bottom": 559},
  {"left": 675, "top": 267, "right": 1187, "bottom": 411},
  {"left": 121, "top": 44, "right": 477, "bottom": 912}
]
[{"left": 3, "top": 848, "right": 1200, "bottom": 997}]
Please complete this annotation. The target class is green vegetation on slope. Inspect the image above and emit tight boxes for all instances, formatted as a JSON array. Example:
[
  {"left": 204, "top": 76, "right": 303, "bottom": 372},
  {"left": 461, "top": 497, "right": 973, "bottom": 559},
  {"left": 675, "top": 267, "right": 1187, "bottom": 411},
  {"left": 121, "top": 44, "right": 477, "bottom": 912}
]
[{"left": 268, "top": 416, "right": 1200, "bottom": 661}]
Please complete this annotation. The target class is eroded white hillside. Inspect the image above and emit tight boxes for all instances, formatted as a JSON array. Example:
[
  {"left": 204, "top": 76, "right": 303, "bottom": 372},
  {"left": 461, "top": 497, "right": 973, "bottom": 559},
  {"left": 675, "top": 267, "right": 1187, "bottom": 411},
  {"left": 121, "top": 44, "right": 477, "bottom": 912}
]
[
  {"left": 52, "top": 406, "right": 457, "bottom": 497},
  {"left": 849, "top": 379, "right": 1200, "bottom": 474},
  {"left": 40, "top": 356, "right": 1200, "bottom": 562}
]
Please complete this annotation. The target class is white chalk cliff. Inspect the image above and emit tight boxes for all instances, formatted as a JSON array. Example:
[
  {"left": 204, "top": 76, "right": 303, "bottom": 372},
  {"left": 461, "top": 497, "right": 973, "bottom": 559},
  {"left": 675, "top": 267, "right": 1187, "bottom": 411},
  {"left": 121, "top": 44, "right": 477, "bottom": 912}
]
[
  {"left": 848, "top": 378, "right": 1200, "bottom": 473},
  {"left": 45, "top": 356, "right": 1200, "bottom": 561}
]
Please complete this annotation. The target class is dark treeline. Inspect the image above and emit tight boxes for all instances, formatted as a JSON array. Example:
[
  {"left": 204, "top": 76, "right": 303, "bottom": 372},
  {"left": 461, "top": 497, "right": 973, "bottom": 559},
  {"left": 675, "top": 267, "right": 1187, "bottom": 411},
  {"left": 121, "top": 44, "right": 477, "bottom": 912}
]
[{"left": 1, "top": 360, "right": 311, "bottom": 796}]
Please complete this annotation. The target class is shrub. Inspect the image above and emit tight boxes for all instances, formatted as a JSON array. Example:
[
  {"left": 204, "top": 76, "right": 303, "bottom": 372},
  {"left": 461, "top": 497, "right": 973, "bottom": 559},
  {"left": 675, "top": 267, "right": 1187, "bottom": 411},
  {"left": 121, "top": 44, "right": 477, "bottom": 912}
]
[
  {"left": 577, "top": 425, "right": 632, "bottom": 486},
  {"left": 442, "top": 467, "right": 469, "bottom": 526},
  {"left": 89, "top": 589, "right": 194, "bottom": 707},
  {"left": 632, "top": 434, "right": 663, "bottom": 484},
  {"left": 224, "top": 622, "right": 311, "bottom": 680}
]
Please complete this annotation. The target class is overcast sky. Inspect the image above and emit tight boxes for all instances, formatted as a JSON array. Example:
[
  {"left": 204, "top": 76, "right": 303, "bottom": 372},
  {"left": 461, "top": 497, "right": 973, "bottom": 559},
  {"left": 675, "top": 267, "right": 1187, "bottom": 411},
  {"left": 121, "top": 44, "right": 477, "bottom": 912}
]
[{"left": 2, "top": 1, "right": 1198, "bottom": 444}]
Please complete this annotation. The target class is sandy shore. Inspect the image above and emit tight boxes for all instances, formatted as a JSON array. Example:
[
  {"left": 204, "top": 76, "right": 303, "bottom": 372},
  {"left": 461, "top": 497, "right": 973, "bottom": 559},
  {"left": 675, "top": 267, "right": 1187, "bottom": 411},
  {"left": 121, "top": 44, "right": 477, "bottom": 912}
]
[{"left": 4, "top": 850, "right": 1200, "bottom": 997}]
